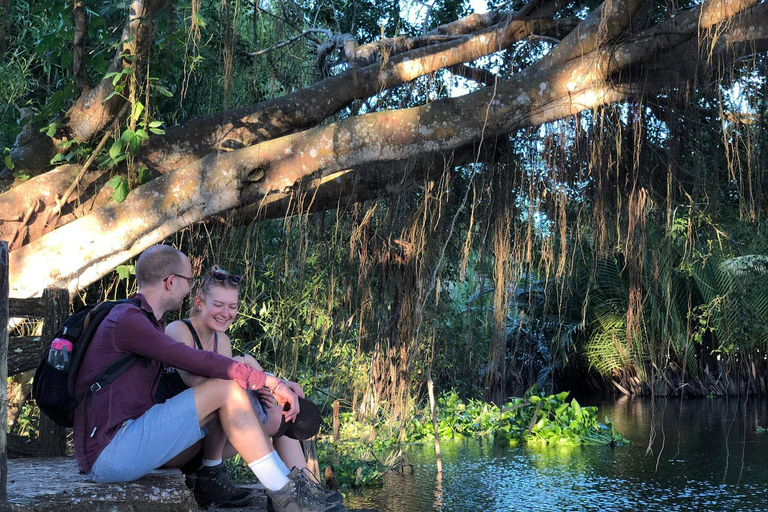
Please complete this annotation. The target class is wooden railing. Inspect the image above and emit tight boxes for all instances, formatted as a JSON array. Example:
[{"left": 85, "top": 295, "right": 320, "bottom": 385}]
[
  {"left": 1, "top": 240, "right": 70, "bottom": 479},
  {"left": 1, "top": 241, "right": 9, "bottom": 504}
]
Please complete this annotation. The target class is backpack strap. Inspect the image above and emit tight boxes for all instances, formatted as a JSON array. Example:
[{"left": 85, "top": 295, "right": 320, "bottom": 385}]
[
  {"left": 76, "top": 353, "right": 139, "bottom": 400},
  {"left": 68, "top": 298, "right": 153, "bottom": 398}
]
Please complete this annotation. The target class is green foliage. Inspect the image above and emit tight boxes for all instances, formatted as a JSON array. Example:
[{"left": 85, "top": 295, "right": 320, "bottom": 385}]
[
  {"left": 400, "top": 388, "right": 628, "bottom": 447},
  {"left": 318, "top": 442, "right": 392, "bottom": 489},
  {"left": 107, "top": 175, "right": 130, "bottom": 203},
  {"left": 11, "top": 402, "right": 39, "bottom": 438},
  {"left": 318, "top": 388, "right": 627, "bottom": 488},
  {"left": 692, "top": 255, "right": 768, "bottom": 355},
  {"left": 115, "top": 264, "right": 135, "bottom": 280}
]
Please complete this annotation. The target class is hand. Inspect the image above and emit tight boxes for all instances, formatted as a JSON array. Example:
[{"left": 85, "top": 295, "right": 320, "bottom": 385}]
[
  {"left": 257, "top": 387, "right": 277, "bottom": 406},
  {"left": 271, "top": 381, "right": 300, "bottom": 422},
  {"left": 283, "top": 380, "right": 305, "bottom": 399}
]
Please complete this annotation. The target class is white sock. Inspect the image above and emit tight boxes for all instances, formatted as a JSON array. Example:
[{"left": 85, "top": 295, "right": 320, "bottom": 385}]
[
  {"left": 248, "top": 451, "right": 290, "bottom": 491},
  {"left": 201, "top": 458, "right": 222, "bottom": 468}
]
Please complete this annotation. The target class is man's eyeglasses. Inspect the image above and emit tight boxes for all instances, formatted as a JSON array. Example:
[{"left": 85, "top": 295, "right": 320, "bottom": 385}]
[
  {"left": 208, "top": 269, "right": 242, "bottom": 286},
  {"left": 164, "top": 273, "right": 197, "bottom": 286}
]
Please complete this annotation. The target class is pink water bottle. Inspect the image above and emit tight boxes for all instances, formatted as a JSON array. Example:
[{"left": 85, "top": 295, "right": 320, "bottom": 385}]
[{"left": 48, "top": 339, "right": 73, "bottom": 371}]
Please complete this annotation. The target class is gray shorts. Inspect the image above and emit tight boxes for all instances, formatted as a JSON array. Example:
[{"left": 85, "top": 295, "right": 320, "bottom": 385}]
[{"left": 88, "top": 388, "right": 206, "bottom": 483}]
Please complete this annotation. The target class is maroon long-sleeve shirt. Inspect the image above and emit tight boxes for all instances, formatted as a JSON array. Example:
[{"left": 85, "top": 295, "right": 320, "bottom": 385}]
[{"left": 73, "top": 294, "right": 265, "bottom": 473}]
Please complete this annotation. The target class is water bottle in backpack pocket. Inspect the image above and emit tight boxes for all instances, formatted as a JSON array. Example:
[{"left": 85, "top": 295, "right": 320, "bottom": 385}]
[{"left": 48, "top": 338, "right": 72, "bottom": 371}]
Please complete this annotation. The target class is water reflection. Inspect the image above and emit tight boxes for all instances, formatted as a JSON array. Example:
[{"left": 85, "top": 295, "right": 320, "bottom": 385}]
[{"left": 344, "top": 397, "right": 768, "bottom": 511}]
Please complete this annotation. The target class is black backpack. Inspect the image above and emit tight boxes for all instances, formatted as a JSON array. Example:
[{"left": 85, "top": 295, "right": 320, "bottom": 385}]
[{"left": 32, "top": 298, "right": 150, "bottom": 427}]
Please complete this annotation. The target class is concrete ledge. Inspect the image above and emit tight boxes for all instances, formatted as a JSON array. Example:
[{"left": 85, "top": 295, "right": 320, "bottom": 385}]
[
  {"left": 4, "top": 457, "right": 376, "bottom": 512},
  {"left": 5, "top": 457, "right": 197, "bottom": 512}
]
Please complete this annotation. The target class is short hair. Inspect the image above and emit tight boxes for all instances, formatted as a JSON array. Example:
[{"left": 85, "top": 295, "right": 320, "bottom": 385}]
[{"left": 135, "top": 245, "right": 187, "bottom": 288}]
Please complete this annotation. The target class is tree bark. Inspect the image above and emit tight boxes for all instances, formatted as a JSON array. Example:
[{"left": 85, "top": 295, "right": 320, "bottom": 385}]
[
  {"left": 73, "top": 0, "right": 89, "bottom": 93},
  {"left": 0, "top": 241, "right": 8, "bottom": 501},
  {"left": 0, "top": 13, "right": 573, "bottom": 247},
  {"left": 4, "top": 0, "right": 768, "bottom": 299}
]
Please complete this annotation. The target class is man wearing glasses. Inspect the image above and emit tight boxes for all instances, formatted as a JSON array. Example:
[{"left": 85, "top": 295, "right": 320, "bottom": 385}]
[{"left": 73, "top": 244, "right": 345, "bottom": 512}]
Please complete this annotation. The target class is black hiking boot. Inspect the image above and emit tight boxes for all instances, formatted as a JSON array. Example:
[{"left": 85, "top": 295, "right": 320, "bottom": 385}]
[
  {"left": 194, "top": 463, "right": 263, "bottom": 508},
  {"left": 266, "top": 471, "right": 347, "bottom": 512}
]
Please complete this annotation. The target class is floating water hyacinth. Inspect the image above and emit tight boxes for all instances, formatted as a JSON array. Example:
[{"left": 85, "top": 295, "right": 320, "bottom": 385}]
[{"left": 404, "top": 388, "right": 629, "bottom": 447}]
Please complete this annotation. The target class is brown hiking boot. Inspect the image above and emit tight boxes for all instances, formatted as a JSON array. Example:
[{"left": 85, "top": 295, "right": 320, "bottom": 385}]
[
  {"left": 267, "top": 470, "right": 347, "bottom": 512},
  {"left": 290, "top": 467, "right": 344, "bottom": 504}
]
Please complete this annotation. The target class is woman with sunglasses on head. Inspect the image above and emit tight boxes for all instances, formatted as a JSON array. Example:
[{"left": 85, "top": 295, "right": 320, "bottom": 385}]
[{"left": 158, "top": 267, "right": 343, "bottom": 510}]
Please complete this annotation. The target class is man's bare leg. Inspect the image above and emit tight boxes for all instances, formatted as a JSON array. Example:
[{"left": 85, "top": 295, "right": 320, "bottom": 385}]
[
  {"left": 194, "top": 379, "right": 272, "bottom": 460},
  {"left": 193, "top": 379, "right": 292, "bottom": 492},
  {"left": 201, "top": 417, "right": 228, "bottom": 463}
]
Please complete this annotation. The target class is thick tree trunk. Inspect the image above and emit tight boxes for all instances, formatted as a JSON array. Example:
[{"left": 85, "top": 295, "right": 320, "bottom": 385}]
[
  {"left": 0, "top": 12, "right": 574, "bottom": 247},
  {"left": 5, "top": 0, "right": 768, "bottom": 298},
  {"left": 73, "top": 0, "right": 89, "bottom": 94}
]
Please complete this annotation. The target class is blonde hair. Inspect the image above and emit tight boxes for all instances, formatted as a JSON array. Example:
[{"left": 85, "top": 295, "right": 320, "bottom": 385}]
[{"left": 189, "top": 266, "right": 241, "bottom": 317}]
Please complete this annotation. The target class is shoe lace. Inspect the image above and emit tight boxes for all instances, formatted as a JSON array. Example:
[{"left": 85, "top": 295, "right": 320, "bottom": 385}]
[
  {"left": 294, "top": 471, "right": 326, "bottom": 506},
  {"left": 209, "top": 465, "right": 238, "bottom": 493},
  {"left": 298, "top": 467, "right": 328, "bottom": 491}
]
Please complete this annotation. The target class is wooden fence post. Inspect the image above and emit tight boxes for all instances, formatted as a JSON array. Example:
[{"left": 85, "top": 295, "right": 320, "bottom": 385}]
[
  {"left": 302, "top": 437, "right": 320, "bottom": 479},
  {"left": 37, "top": 288, "right": 69, "bottom": 457},
  {"left": 1, "top": 241, "right": 9, "bottom": 502},
  {"left": 332, "top": 400, "right": 340, "bottom": 442}
]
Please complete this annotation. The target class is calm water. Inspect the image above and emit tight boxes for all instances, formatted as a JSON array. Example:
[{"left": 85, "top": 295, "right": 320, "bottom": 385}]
[{"left": 344, "top": 397, "right": 768, "bottom": 511}]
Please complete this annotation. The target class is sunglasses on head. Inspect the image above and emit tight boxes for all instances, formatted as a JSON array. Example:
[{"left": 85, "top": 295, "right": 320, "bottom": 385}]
[{"left": 208, "top": 269, "right": 242, "bottom": 285}]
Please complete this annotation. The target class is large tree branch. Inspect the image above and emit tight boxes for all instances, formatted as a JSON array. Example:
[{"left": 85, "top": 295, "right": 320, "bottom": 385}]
[
  {"left": 5, "top": 0, "right": 767, "bottom": 299},
  {"left": 0, "top": 10, "right": 570, "bottom": 251},
  {"left": 536, "top": 0, "right": 649, "bottom": 71},
  {"left": 138, "top": 15, "right": 576, "bottom": 174},
  {"left": 18, "top": 0, "right": 764, "bottom": 297},
  {"left": 8, "top": 70, "right": 633, "bottom": 297},
  {"left": 233, "top": 142, "right": 502, "bottom": 223}
]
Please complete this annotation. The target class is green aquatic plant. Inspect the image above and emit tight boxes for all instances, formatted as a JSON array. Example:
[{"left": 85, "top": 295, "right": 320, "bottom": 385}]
[
  {"left": 320, "top": 388, "right": 628, "bottom": 487},
  {"left": 402, "top": 388, "right": 628, "bottom": 447},
  {"left": 317, "top": 442, "right": 394, "bottom": 489}
]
